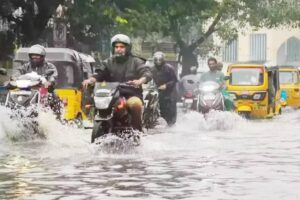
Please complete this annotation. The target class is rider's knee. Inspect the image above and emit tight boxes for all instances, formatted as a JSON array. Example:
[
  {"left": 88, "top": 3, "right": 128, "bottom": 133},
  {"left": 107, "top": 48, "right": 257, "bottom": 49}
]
[{"left": 127, "top": 96, "right": 143, "bottom": 109}]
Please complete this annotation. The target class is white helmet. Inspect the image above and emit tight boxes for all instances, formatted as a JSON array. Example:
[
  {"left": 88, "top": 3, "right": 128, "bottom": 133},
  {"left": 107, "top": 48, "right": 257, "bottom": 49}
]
[
  {"left": 153, "top": 51, "right": 165, "bottom": 66},
  {"left": 111, "top": 34, "right": 131, "bottom": 46},
  {"left": 28, "top": 44, "right": 46, "bottom": 56}
]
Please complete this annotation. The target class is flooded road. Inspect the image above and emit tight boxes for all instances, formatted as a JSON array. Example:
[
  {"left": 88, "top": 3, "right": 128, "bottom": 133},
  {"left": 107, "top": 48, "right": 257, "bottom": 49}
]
[{"left": 1, "top": 106, "right": 300, "bottom": 200}]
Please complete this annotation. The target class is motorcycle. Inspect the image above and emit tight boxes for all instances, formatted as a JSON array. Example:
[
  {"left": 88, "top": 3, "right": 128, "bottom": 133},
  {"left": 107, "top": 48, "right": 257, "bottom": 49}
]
[
  {"left": 142, "top": 85, "right": 160, "bottom": 129},
  {"left": 5, "top": 70, "right": 56, "bottom": 136},
  {"left": 196, "top": 81, "right": 225, "bottom": 113},
  {"left": 182, "top": 90, "right": 197, "bottom": 113},
  {"left": 180, "top": 78, "right": 199, "bottom": 113},
  {"left": 91, "top": 82, "right": 141, "bottom": 146}
]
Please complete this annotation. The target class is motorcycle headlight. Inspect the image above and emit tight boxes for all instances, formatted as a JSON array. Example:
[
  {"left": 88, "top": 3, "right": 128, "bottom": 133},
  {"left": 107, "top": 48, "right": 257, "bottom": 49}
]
[
  {"left": 252, "top": 92, "right": 266, "bottom": 100},
  {"left": 203, "top": 93, "right": 216, "bottom": 101},
  {"left": 94, "top": 96, "right": 113, "bottom": 109}
]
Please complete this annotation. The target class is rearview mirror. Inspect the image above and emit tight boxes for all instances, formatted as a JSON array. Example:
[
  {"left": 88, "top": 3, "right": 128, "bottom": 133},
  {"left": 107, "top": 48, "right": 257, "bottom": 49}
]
[
  {"left": 0, "top": 68, "right": 7, "bottom": 75},
  {"left": 224, "top": 76, "right": 230, "bottom": 81}
]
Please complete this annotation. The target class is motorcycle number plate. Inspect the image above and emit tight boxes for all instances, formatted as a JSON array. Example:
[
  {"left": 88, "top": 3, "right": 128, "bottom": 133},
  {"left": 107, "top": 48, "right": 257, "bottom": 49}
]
[
  {"left": 185, "top": 99, "right": 193, "bottom": 103},
  {"left": 203, "top": 94, "right": 215, "bottom": 100}
]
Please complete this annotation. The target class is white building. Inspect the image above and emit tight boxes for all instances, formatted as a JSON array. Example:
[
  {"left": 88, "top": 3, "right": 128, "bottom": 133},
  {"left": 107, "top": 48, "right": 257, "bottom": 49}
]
[{"left": 221, "top": 28, "right": 300, "bottom": 69}]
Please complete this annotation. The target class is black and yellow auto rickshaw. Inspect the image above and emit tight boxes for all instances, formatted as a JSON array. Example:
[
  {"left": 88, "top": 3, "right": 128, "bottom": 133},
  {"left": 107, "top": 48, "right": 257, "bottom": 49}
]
[
  {"left": 226, "top": 64, "right": 282, "bottom": 119},
  {"left": 279, "top": 66, "right": 300, "bottom": 108},
  {"left": 13, "top": 48, "right": 94, "bottom": 124}
]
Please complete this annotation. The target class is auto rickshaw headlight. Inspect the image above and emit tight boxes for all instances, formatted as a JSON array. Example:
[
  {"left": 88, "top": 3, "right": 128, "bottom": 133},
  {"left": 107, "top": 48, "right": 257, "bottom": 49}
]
[{"left": 253, "top": 92, "right": 266, "bottom": 100}]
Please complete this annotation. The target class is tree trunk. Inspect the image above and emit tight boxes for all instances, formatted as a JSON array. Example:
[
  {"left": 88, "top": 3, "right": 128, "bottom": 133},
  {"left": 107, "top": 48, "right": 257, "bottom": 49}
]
[{"left": 179, "top": 46, "right": 198, "bottom": 77}]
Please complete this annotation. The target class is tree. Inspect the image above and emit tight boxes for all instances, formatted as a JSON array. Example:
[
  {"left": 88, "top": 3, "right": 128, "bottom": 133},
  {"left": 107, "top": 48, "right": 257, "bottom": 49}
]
[
  {"left": 62, "top": 0, "right": 134, "bottom": 55},
  {"left": 120, "top": 0, "right": 300, "bottom": 76},
  {"left": 0, "top": 0, "right": 62, "bottom": 62}
]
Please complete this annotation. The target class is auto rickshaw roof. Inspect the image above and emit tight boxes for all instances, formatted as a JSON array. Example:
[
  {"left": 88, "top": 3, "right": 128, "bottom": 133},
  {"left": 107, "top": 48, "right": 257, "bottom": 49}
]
[
  {"left": 79, "top": 53, "right": 96, "bottom": 63},
  {"left": 14, "top": 47, "right": 82, "bottom": 63},
  {"left": 277, "top": 65, "right": 298, "bottom": 70},
  {"left": 229, "top": 63, "right": 266, "bottom": 68}
]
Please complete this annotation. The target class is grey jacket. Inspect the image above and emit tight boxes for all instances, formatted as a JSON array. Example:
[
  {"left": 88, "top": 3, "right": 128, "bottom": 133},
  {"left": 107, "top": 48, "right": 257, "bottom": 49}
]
[{"left": 13, "top": 61, "right": 58, "bottom": 83}]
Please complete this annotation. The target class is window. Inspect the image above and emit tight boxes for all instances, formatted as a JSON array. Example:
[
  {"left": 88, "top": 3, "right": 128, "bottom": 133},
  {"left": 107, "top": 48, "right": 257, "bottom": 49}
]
[
  {"left": 54, "top": 62, "right": 76, "bottom": 88},
  {"left": 231, "top": 68, "right": 264, "bottom": 86},
  {"left": 279, "top": 71, "right": 299, "bottom": 84},
  {"left": 250, "top": 34, "right": 267, "bottom": 61},
  {"left": 287, "top": 37, "right": 300, "bottom": 62},
  {"left": 223, "top": 39, "right": 238, "bottom": 62}
]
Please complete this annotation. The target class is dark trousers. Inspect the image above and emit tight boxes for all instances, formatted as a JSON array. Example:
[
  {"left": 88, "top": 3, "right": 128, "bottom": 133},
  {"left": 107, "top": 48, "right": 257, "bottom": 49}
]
[{"left": 159, "top": 94, "right": 177, "bottom": 126}]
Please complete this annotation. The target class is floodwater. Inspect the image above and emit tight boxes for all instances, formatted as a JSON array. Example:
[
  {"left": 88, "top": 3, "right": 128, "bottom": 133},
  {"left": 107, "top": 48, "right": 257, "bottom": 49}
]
[{"left": 1, "top": 105, "right": 300, "bottom": 200}]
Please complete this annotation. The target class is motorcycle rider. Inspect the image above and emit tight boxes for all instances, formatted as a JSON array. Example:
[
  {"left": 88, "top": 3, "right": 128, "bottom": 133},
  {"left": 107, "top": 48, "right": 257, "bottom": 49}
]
[
  {"left": 179, "top": 66, "right": 200, "bottom": 110},
  {"left": 179, "top": 66, "right": 200, "bottom": 95},
  {"left": 200, "top": 57, "right": 224, "bottom": 85},
  {"left": 13, "top": 44, "right": 58, "bottom": 87},
  {"left": 12, "top": 44, "right": 61, "bottom": 117},
  {"left": 151, "top": 51, "right": 178, "bottom": 126},
  {"left": 82, "top": 34, "right": 152, "bottom": 132},
  {"left": 217, "top": 62, "right": 223, "bottom": 72},
  {"left": 200, "top": 58, "right": 234, "bottom": 111}
]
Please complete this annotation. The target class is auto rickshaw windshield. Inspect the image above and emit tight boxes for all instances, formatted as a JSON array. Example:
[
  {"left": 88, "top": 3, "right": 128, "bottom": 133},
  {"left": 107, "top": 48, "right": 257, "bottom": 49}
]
[
  {"left": 53, "top": 62, "right": 80, "bottom": 88},
  {"left": 279, "top": 71, "right": 299, "bottom": 84},
  {"left": 230, "top": 68, "right": 264, "bottom": 86}
]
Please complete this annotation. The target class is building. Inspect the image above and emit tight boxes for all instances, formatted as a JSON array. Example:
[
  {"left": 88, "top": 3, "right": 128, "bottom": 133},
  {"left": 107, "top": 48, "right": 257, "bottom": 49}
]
[{"left": 222, "top": 28, "right": 300, "bottom": 69}]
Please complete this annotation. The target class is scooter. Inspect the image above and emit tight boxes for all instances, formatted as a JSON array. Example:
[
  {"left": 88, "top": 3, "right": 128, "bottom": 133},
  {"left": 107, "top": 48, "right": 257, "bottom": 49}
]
[{"left": 196, "top": 81, "right": 225, "bottom": 113}]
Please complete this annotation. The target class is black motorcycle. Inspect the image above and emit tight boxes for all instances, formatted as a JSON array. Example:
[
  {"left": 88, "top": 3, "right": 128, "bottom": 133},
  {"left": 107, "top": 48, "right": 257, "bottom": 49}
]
[
  {"left": 142, "top": 85, "right": 160, "bottom": 129},
  {"left": 91, "top": 82, "right": 141, "bottom": 146},
  {"left": 196, "top": 81, "right": 225, "bottom": 113}
]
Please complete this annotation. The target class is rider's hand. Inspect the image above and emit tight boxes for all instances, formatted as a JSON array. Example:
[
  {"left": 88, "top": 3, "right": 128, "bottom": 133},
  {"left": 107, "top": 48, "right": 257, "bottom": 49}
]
[
  {"left": 127, "top": 79, "right": 143, "bottom": 87},
  {"left": 82, "top": 78, "right": 96, "bottom": 89},
  {"left": 158, "top": 84, "right": 167, "bottom": 90},
  {"left": 44, "top": 81, "right": 52, "bottom": 88}
]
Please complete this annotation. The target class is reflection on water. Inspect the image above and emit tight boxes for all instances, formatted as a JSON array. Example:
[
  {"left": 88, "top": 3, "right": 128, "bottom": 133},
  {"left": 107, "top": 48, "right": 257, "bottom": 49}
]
[{"left": 1, "top": 106, "right": 300, "bottom": 199}]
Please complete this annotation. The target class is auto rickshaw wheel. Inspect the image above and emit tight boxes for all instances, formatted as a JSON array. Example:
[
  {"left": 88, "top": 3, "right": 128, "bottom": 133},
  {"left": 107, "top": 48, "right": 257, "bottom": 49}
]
[{"left": 239, "top": 111, "right": 250, "bottom": 119}]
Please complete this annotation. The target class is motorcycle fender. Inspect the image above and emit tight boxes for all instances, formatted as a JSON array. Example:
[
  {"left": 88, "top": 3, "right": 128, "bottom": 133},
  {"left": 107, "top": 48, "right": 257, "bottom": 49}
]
[
  {"left": 237, "top": 105, "right": 252, "bottom": 112},
  {"left": 94, "top": 112, "right": 113, "bottom": 121}
]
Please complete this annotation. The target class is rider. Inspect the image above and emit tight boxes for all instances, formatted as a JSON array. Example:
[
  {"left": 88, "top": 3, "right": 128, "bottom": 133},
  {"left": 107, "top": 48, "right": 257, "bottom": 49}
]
[
  {"left": 200, "top": 58, "right": 233, "bottom": 111},
  {"left": 151, "top": 51, "right": 178, "bottom": 126},
  {"left": 179, "top": 66, "right": 200, "bottom": 110},
  {"left": 13, "top": 44, "right": 58, "bottom": 87},
  {"left": 217, "top": 62, "right": 223, "bottom": 72},
  {"left": 179, "top": 66, "right": 200, "bottom": 95},
  {"left": 12, "top": 44, "right": 61, "bottom": 116},
  {"left": 82, "top": 34, "right": 152, "bottom": 132},
  {"left": 199, "top": 57, "right": 224, "bottom": 85}
]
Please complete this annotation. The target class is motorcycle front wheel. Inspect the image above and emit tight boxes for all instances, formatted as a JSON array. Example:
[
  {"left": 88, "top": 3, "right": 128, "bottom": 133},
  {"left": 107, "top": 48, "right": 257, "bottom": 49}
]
[{"left": 91, "top": 121, "right": 105, "bottom": 143}]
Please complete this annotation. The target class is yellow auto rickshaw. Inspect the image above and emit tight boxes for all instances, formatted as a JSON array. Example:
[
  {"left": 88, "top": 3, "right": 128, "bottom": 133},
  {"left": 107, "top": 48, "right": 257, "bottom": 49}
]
[
  {"left": 279, "top": 66, "right": 300, "bottom": 108},
  {"left": 13, "top": 48, "right": 95, "bottom": 124},
  {"left": 226, "top": 64, "right": 282, "bottom": 119}
]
